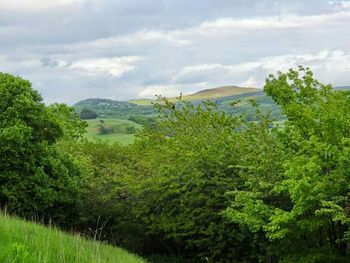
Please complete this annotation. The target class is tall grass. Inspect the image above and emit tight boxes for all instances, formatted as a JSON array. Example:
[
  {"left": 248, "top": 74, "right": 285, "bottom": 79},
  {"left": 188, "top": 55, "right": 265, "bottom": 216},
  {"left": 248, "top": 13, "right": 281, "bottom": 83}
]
[{"left": 0, "top": 213, "right": 145, "bottom": 263}]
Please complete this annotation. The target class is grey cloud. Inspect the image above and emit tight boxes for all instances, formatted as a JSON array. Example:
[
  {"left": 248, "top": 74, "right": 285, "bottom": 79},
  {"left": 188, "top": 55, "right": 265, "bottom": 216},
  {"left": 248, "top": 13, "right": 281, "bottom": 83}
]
[{"left": 0, "top": 0, "right": 350, "bottom": 103}]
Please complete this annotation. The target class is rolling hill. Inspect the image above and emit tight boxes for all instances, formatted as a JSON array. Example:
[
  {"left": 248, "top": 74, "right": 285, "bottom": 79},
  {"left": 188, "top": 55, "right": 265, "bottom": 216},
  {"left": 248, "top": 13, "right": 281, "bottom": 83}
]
[
  {"left": 180, "top": 86, "right": 260, "bottom": 100},
  {"left": 0, "top": 213, "right": 145, "bottom": 263},
  {"left": 74, "top": 86, "right": 261, "bottom": 118},
  {"left": 74, "top": 98, "right": 155, "bottom": 119},
  {"left": 74, "top": 85, "right": 350, "bottom": 144},
  {"left": 128, "top": 86, "right": 260, "bottom": 105}
]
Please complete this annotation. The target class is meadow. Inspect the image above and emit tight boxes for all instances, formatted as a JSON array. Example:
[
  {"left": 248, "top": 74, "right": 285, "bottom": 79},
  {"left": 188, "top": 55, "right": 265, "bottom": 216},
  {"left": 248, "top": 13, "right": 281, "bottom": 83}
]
[{"left": 84, "top": 118, "right": 142, "bottom": 144}]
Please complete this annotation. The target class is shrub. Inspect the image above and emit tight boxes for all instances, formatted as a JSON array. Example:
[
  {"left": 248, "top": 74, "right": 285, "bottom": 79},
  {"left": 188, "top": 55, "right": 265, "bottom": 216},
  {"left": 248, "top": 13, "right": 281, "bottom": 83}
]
[{"left": 80, "top": 109, "right": 98, "bottom": 119}]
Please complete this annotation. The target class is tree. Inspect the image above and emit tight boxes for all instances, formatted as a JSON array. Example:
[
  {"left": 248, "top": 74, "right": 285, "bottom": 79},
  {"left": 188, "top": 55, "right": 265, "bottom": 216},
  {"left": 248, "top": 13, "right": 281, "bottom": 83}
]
[
  {"left": 0, "top": 73, "right": 86, "bottom": 222},
  {"left": 80, "top": 108, "right": 98, "bottom": 119},
  {"left": 125, "top": 125, "right": 136, "bottom": 134},
  {"left": 127, "top": 98, "right": 254, "bottom": 261},
  {"left": 226, "top": 66, "right": 350, "bottom": 262}
]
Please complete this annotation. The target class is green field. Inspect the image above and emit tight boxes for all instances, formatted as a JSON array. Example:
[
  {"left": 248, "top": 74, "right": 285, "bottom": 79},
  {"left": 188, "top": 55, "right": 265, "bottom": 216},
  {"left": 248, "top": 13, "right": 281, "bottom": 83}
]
[
  {"left": 0, "top": 214, "right": 145, "bottom": 263},
  {"left": 85, "top": 118, "right": 142, "bottom": 144},
  {"left": 127, "top": 99, "right": 155, "bottom": 106}
]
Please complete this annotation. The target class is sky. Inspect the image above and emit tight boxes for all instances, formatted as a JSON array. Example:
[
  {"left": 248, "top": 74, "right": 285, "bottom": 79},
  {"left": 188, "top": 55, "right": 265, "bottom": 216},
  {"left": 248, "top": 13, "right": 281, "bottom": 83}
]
[{"left": 1, "top": 0, "right": 350, "bottom": 104}]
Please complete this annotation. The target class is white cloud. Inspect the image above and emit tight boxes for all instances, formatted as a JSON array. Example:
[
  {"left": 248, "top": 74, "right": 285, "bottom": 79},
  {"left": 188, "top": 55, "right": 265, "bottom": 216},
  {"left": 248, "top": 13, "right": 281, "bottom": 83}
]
[
  {"left": 69, "top": 6, "right": 350, "bottom": 57},
  {"left": 71, "top": 30, "right": 192, "bottom": 51},
  {"left": 137, "top": 81, "right": 210, "bottom": 98},
  {"left": 177, "top": 62, "right": 261, "bottom": 77},
  {"left": 184, "top": 50, "right": 350, "bottom": 75},
  {"left": 138, "top": 84, "right": 181, "bottom": 98},
  {"left": 197, "top": 13, "right": 345, "bottom": 31},
  {"left": 174, "top": 50, "right": 350, "bottom": 88},
  {"left": 255, "top": 50, "right": 350, "bottom": 73},
  {"left": 2, "top": 1, "right": 350, "bottom": 103},
  {"left": 68, "top": 56, "right": 142, "bottom": 77},
  {"left": 329, "top": 0, "right": 350, "bottom": 9},
  {"left": 0, "top": 0, "right": 98, "bottom": 11},
  {"left": 239, "top": 77, "right": 258, "bottom": 88}
]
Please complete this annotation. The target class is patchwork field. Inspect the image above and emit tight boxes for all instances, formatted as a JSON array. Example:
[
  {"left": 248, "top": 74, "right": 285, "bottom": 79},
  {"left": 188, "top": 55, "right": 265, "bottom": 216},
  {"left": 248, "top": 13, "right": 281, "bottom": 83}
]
[{"left": 84, "top": 118, "right": 142, "bottom": 145}]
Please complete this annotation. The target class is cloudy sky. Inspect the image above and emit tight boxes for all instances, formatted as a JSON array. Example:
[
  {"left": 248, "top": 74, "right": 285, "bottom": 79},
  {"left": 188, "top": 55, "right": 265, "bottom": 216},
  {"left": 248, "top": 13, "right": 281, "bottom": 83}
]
[{"left": 1, "top": 0, "right": 350, "bottom": 104}]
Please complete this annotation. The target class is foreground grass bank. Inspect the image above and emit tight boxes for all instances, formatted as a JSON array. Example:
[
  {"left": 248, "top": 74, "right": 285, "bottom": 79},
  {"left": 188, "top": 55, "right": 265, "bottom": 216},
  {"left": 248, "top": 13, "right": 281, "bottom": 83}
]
[{"left": 0, "top": 214, "right": 145, "bottom": 263}]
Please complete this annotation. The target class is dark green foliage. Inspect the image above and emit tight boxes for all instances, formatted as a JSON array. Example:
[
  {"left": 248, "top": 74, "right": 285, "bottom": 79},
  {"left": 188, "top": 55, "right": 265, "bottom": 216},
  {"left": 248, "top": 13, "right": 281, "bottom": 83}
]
[
  {"left": 125, "top": 126, "right": 136, "bottom": 134},
  {"left": 98, "top": 121, "right": 114, "bottom": 135},
  {"left": 79, "top": 108, "right": 98, "bottom": 119},
  {"left": 128, "top": 115, "right": 157, "bottom": 128},
  {"left": 74, "top": 98, "right": 155, "bottom": 119},
  {"left": 130, "top": 99, "right": 254, "bottom": 261},
  {"left": 0, "top": 73, "right": 87, "bottom": 223}
]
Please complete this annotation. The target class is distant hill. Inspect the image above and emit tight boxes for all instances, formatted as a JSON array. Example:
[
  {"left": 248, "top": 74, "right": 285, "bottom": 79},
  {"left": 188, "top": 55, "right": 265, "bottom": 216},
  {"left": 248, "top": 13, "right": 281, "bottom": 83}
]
[
  {"left": 74, "top": 98, "right": 155, "bottom": 119},
  {"left": 74, "top": 85, "right": 350, "bottom": 122},
  {"left": 128, "top": 86, "right": 260, "bottom": 105},
  {"left": 75, "top": 86, "right": 260, "bottom": 117},
  {"left": 334, "top": 85, "right": 350, "bottom": 91},
  {"left": 181, "top": 86, "right": 260, "bottom": 100}
]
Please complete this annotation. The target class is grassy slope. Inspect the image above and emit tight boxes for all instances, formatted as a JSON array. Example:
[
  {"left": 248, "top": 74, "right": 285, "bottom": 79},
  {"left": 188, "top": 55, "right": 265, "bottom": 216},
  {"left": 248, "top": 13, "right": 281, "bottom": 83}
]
[
  {"left": 180, "top": 86, "right": 259, "bottom": 100},
  {"left": 84, "top": 118, "right": 142, "bottom": 145},
  {"left": 0, "top": 214, "right": 145, "bottom": 263},
  {"left": 128, "top": 86, "right": 260, "bottom": 105},
  {"left": 127, "top": 99, "right": 155, "bottom": 106}
]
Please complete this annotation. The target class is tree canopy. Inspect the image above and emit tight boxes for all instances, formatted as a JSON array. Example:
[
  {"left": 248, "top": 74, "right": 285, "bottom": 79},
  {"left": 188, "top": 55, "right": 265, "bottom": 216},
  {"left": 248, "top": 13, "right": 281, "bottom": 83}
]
[{"left": 0, "top": 73, "right": 87, "bottom": 222}]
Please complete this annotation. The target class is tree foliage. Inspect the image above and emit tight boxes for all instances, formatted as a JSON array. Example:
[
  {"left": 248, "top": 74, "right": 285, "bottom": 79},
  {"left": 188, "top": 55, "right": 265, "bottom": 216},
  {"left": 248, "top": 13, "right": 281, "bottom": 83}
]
[
  {"left": 0, "top": 73, "right": 87, "bottom": 222},
  {"left": 226, "top": 66, "right": 350, "bottom": 262},
  {"left": 2, "top": 68, "right": 350, "bottom": 262},
  {"left": 80, "top": 108, "right": 98, "bottom": 120}
]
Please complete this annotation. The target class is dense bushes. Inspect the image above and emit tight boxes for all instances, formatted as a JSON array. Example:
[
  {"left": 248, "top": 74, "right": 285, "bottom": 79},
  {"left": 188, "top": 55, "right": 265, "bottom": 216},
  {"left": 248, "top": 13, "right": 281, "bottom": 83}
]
[
  {"left": 73, "top": 68, "right": 350, "bottom": 262},
  {"left": 2, "top": 68, "right": 350, "bottom": 262}
]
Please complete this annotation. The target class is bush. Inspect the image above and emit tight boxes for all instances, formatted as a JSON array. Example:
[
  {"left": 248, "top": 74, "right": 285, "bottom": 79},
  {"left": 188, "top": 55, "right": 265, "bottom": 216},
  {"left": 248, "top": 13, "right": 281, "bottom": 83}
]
[
  {"left": 125, "top": 126, "right": 136, "bottom": 134},
  {"left": 80, "top": 109, "right": 98, "bottom": 119}
]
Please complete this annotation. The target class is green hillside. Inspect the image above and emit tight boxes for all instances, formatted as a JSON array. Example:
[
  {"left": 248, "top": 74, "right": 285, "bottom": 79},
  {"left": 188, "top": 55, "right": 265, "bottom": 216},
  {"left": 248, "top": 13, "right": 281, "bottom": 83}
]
[
  {"left": 128, "top": 86, "right": 260, "bottom": 105},
  {"left": 85, "top": 118, "right": 142, "bottom": 144},
  {"left": 127, "top": 99, "right": 155, "bottom": 106},
  {"left": 180, "top": 86, "right": 260, "bottom": 100},
  {"left": 75, "top": 98, "right": 155, "bottom": 119},
  {"left": 76, "top": 86, "right": 350, "bottom": 145},
  {"left": 0, "top": 214, "right": 145, "bottom": 263},
  {"left": 75, "top": 87, "right": 269, "bottom": 120}
]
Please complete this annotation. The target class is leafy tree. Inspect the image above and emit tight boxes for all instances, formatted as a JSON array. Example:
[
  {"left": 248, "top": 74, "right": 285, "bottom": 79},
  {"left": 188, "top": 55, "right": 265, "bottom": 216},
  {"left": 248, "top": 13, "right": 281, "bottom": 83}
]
[
  {"left": 66, "top": 140, "right": 150, "bottom": 252},
  {"left": 80, "top": 108, "right": 98, "bottom": 119},
  {"left": 226, "top": 66, "right": 350, "bottom": 262},
  {"left": 127, "top": 98, "right": 255, "bottom": 261},
  {"left": 125, "top": 126, "right": 136, "bottom": 134},
  {"left": 0, "top": 73, "right": 87, "bottom": 222},
  {"left": 48, "top": 103, "right": 87, "bottom": 141}
]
